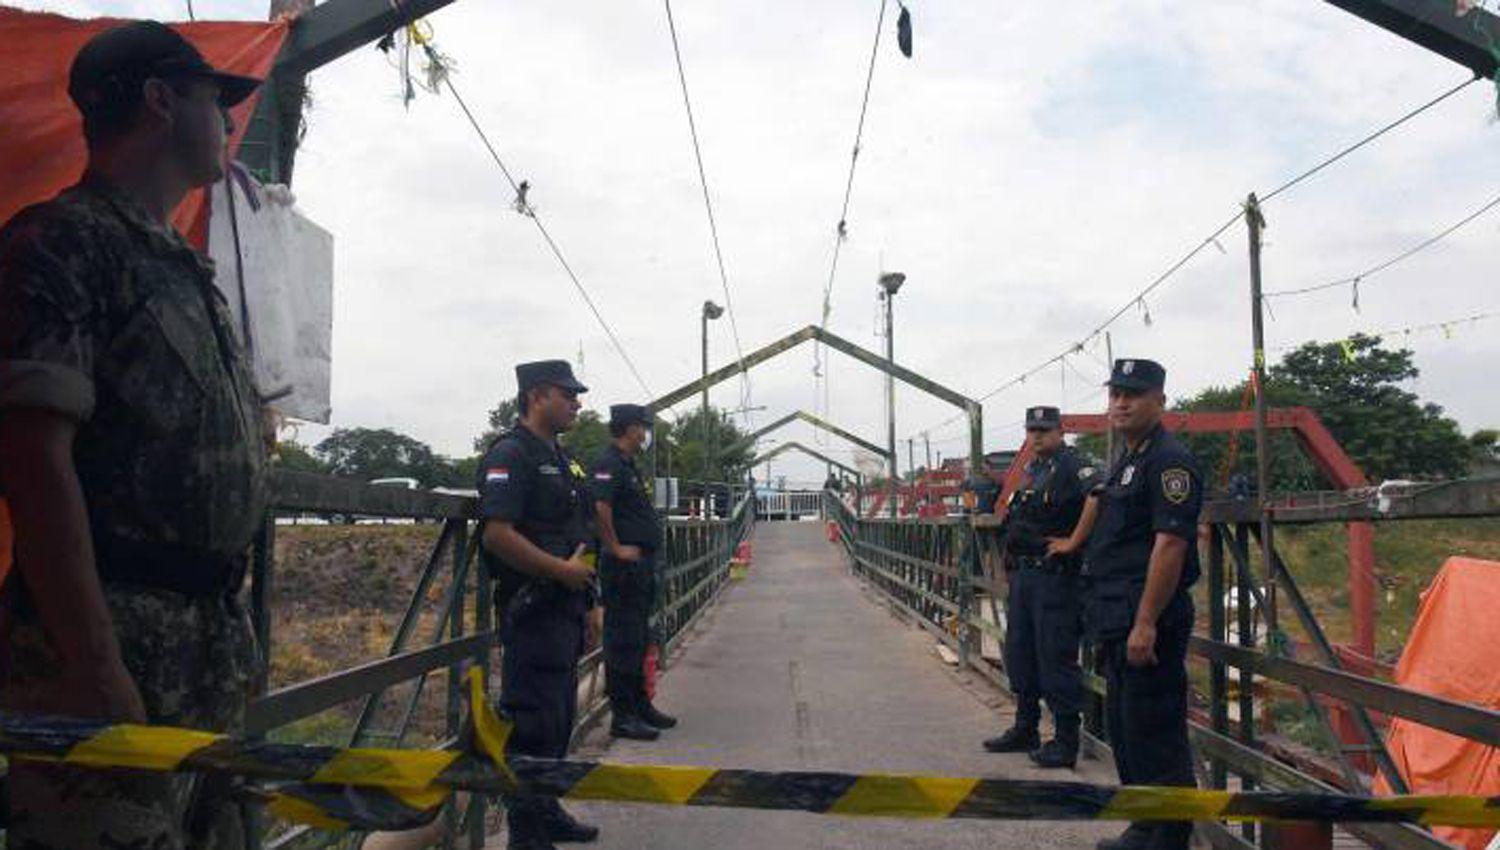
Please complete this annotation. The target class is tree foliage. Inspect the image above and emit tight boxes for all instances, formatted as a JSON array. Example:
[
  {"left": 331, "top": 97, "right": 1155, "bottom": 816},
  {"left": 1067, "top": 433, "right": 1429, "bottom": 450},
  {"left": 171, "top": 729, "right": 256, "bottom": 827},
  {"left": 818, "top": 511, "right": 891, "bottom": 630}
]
[
  {"left": 274, "top": 439, "right": 329, "bottom": 474},
  {"left": 657, "top": 407, "right": 754, "bottom": 483},
  {"left": 560, "top": 410, "right": 612, "bottom": 467},
  {"left": 1157, "top": 335, "right": 1474, "bottom": 492},
  {"left": 314, "top": 427, "right": 468, "bottom": 488},
  {"left": 1271, "top": 334, "right": 1471, "bottom": 482},
  {"left": 474, "top": 398, "right": 519, "bottom": 453}
]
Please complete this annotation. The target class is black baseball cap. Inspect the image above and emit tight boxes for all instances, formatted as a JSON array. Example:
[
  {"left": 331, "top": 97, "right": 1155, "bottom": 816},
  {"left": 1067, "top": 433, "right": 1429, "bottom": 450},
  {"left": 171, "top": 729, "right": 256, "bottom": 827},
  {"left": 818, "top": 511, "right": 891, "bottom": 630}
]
[
  {"left": 68, "top": 20, "right": 262, "bottom": 117},
  {"left": 516, "top": 360, "right": 588, "bottom": 394},
  {"left": 609, "top": 404, "right": 651, "bottom": 428},
  {"left": 1024, "top": 406, "right": 1061, "bottom": 430},
  {"left": 1105, "top": 358, "right": 1166, "bottom": 392}
]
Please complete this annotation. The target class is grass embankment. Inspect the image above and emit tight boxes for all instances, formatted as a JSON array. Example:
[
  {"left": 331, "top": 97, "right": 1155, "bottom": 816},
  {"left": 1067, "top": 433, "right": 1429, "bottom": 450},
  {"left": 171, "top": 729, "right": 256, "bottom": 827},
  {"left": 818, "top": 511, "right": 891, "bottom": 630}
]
[
  {"left": 1270, "top": 517, "right": 1500, "bottom": 662},
  {"left": 266, "top": 524, "right": 457, "bottom": 747}
]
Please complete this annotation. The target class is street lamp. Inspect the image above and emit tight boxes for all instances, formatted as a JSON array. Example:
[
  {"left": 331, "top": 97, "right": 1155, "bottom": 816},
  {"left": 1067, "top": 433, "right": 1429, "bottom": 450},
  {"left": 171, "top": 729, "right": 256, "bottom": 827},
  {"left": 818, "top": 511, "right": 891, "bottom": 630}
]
[
  {"left": 878, "top": 272, "right": 905, "bottom": 517},
  {"left": 701, "top": 300, "right": 724, "bottom": 490}
]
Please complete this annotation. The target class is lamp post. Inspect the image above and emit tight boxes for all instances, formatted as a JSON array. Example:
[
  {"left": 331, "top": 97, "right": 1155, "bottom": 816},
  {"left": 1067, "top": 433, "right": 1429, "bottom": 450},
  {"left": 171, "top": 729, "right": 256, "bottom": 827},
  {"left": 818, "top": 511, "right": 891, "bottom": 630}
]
[
  {"left": 701, "top": 300, "right": 724, "bottom": 491},
  {"left": 879, "top": 272, "right": 906, "bottom": 518}
]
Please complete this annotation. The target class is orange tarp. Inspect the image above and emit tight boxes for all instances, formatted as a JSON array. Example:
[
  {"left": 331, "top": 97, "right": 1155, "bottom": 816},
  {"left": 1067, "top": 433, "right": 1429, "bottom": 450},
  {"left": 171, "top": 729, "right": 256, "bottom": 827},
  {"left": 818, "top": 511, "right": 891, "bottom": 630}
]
[
  {"left": 1375, "top": 557, "right": 1500, "bottom": 850},
  {"left": 0, "top": 7, "right": 289, "bottom": 246}
]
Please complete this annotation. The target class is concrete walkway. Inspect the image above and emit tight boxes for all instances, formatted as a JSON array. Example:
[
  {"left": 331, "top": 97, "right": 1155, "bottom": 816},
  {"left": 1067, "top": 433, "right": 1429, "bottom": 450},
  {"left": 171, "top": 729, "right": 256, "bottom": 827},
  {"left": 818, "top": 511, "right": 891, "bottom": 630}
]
[{"left": 552, "top": 522, "right": 1121, "bottom": 849}]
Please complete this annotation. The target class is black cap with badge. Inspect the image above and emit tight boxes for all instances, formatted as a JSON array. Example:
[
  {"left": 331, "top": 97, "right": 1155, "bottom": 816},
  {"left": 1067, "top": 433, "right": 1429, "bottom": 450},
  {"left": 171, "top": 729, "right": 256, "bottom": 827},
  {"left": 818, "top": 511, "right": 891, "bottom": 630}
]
[
  {"left": 515, "top": 360, "right": 588, "bottom": 394},
  {"left": 1105, "top": 358, "right": 1166, "bottom": 392},
  {"left": 1024, "top": 406, "right": 1061, "bottom": 430},
  {"left": 68, "top": 20, "right": 262, "bottom": 117},
  {"left": 609, "top": 404, "right": 651, "bottom": 428}
]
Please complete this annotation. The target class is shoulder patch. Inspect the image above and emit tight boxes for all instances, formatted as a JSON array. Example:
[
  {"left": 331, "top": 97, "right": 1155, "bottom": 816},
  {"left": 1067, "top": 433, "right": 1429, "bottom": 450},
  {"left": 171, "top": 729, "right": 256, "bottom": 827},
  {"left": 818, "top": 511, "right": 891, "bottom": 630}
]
[
  {"left": 1161, "top": 467, "right": 1192, "bottom": 504},
  {"left": 594, "top": 472, "right": 612, "bottom": 481},
  {"left": 485, "top": 468, "right": 510, "bottom": 483}
]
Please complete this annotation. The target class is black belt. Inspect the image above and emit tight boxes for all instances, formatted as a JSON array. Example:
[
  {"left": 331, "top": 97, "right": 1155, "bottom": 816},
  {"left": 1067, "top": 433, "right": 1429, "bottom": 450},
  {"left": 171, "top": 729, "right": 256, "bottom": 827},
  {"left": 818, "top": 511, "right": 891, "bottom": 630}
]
[
  {"left": 94, "top": 535, "right": 248, "bottom": 598},
  {"left": 1014, "top": 554, "right": 1077, "bottom": 574}
]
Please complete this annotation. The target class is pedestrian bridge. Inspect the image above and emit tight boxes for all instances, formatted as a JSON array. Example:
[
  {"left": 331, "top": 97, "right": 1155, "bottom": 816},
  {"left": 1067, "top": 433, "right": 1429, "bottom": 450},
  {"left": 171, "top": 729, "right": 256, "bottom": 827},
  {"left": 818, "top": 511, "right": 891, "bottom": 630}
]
[{"left": 242, "top": 473, "right": 1500, "bottom": 850}]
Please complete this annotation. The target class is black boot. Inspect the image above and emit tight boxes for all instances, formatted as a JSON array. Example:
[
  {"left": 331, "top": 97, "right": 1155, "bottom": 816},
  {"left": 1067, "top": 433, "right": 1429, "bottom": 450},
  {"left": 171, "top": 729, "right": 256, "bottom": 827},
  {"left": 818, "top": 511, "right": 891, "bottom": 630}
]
[
  {"left": 1095, "top": 822, "right": 1154, "bottom": 850},
  {"left": 542, "top": 800, "right": 600, "bottom": 844},
  {"left": 610, "top": 710, "right": 661, "bottom": 741},
  {"left": 507, "top": 800, "right": 558, "bottom": 850},
  {"left": 1029, "top": 714, "right": 1079, "bottom": 768},
  {"left": 637, "top": 696, "right": 678, "bottom": 730},
  {"left": 982, "top": 723, "right": 1040, "bottom": 753}
]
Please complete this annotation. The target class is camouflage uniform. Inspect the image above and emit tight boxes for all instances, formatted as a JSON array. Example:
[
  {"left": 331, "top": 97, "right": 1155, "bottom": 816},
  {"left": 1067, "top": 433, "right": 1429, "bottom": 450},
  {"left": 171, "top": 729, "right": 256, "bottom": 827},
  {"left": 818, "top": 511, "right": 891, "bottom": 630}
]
[{"left": 0, "top": 173, "right": 267, "bottom": 850}]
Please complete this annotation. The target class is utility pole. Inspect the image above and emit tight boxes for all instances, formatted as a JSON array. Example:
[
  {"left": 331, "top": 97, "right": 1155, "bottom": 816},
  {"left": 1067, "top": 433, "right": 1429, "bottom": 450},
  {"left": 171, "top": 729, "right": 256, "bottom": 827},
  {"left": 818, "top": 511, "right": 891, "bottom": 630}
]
[
  {"left": 702, "top": 300, "right": 723, "bottom": 483},
  {"left": 1246, "top": 193, "right": 1277, "bottom": 638},
  {"left": 908, "top": 438, "right": 915, "bottom": 476},
  {"left": 879, "top": 272, "right": 906, "bottom": 517},
  {"left": 924, "top": 431, "right": 932, "bottom": 470}
]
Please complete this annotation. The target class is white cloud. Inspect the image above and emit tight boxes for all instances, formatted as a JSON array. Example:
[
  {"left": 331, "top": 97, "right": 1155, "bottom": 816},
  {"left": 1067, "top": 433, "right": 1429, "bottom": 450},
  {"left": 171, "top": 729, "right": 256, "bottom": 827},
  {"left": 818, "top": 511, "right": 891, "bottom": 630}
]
[{"left": 17, "top": 0, "right": 1500, "bottom": 485}]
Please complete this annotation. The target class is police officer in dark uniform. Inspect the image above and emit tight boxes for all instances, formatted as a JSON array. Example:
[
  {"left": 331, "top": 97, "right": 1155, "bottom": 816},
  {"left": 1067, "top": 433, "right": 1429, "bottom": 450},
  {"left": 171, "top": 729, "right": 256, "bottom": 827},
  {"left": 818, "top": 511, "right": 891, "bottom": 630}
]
[
  {"left": 1055, "top": 359, "right": 1202, "bottom": 850},
  {"left": 982, "top": 407, "right": 1094, "bottom": 769},
  {"left": 0, "top": 22, "right": 267, "bottom": 850},
  {"left": 591, "top": 403, "right": 677, "bottom": 741},
  {"left": 476, "top": 360, "right": 603, "bottom": 850}
]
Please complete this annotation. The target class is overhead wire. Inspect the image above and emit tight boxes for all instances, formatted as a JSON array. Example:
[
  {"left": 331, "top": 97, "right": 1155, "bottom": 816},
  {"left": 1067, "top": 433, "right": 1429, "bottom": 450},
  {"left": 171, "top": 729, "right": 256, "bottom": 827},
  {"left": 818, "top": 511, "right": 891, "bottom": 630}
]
[
  {"left": 814, "top": 0, "right": 891, "bottom": 420},
  {"left": 661, "top": 0, "right": 753, "bottom": 415},
  {"left": 908, "top": 73, "right": 1483, "bottom": 441},
  {"left": 1271, "top": 308, "right": 1500, "bottom": 352},
  {"left": 407, "top": 30, "right": 665, "bottom": 410},
  {"left": 1263, "top": 189, "right": 1500, "bottom": 299}
]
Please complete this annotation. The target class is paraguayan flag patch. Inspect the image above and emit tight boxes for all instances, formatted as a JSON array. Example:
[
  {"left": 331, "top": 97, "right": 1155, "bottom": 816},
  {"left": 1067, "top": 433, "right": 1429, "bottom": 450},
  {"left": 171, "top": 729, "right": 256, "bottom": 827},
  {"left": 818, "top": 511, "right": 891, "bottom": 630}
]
[{"left": 485, "top": 468, "right": 510, "bottom": 483}]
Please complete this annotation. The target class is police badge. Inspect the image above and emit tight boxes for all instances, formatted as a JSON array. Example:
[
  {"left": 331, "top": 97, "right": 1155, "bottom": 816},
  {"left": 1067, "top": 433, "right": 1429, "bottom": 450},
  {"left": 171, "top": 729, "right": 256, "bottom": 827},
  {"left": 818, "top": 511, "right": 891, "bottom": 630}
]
[{"left": 1162, "top": 467, "right": 1192, "bottom": 504}]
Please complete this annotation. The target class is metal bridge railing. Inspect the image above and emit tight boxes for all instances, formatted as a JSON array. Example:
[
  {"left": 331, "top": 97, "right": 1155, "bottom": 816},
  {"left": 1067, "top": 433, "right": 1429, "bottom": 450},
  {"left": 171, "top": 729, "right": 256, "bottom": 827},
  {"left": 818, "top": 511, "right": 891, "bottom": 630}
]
[
  {"left": 246, "top": 471, "right": 754, "bottom": 850},
  {"left": 823, "top": 481, "right": 1500, "bottom": 850}
]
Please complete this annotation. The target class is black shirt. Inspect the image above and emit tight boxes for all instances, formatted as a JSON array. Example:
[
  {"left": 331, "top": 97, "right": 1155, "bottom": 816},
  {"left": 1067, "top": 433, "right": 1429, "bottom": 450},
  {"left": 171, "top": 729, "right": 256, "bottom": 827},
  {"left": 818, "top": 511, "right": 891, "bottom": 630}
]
[
  {"left": 589, "top": 443, "right": 661, "bottom": 551},
  {"left": 1086, "top": 423, "right": 1202, "bottom": 591},
  {"left": 476, "top": 426, "right": 594, "bottom": 608},
  {"left": 1007, "top": 447, "right": 1099, "bottom": 557}
]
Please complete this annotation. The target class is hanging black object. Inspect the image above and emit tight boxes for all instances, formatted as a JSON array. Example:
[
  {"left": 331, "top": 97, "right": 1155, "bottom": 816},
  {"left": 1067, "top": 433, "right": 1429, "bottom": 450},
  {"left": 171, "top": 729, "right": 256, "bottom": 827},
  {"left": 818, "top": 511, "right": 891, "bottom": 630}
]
[{"left": 897, "top": 4, "right": 913, "bottom": 58}]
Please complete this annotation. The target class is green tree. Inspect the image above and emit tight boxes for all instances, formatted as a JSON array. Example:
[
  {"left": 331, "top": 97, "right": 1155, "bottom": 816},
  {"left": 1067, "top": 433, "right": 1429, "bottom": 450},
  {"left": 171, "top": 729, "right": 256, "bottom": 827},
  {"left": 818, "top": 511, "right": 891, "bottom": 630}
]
[
  {"left": 1169, "top": 379, "right": 1323, "bottom": 492},
  {"left": 275, "top": 439, "right": 329, "bottom": 474},
  {"left": 663, "top": 406, "right": 753, "bottom": 483},
  {"left": 1272, "top": 334, "right": 1470, "bottom": 481},
  {"left": 315, "top": 427, "right": 454, "bottom": 486},
  {"left": 474, "top": 398, "right": 519, "bottom": 453},
  {"left": 560, "top": 410, "right": 612, "bottom": 466}
]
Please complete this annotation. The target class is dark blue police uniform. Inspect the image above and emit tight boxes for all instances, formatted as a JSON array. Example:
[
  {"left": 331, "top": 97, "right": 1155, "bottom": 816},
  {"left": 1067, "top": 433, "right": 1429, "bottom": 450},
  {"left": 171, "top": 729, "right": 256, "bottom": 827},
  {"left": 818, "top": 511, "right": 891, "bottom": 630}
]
[
  {"left": 475, "top": 362, "right": 598, "bottom": 848},
  {"left": 1086, "top": 359, "right": 1202, "bottom": 850},
  {"left": 986, "top": 408, "right": 1096, "bottom": 766},
  {"left": 590, "top": 430, "right": 665, "bottom": 728}
]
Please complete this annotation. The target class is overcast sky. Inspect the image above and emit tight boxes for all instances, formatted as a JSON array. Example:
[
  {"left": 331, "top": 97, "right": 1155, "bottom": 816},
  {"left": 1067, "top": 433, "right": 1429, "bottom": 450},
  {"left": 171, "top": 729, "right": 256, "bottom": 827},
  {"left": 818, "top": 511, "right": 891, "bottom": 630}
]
[{"left": 18, "top": 0, "right": 1500, "bottom": 485}]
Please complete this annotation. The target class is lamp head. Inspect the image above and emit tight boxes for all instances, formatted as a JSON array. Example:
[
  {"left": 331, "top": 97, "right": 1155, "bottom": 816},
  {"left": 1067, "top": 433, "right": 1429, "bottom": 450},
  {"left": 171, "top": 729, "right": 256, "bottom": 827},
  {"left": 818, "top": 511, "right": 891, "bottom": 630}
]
[
  {"left": 878, "top": 272, "right": 907, "bottom": 296},
  {"left": 703, "top": 300, "right": 725, "bottom": 320}
]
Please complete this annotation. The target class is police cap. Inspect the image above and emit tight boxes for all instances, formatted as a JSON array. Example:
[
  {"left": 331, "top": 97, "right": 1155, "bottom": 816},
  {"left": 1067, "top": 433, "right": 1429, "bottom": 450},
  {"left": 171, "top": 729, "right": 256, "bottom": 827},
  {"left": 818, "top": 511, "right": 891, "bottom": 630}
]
[
  {"left": 1024, "top": 406, "right": 1061, "bottom": 430},
  {"left": 1105, "top": 358, "right": 1166, "bottom": 392},
  {"left": 69, "top": 21, "right": 262, "bottom": 117},
  {"left": 516, "top": 360, "right": 588, "bottom": 394},
  {"left": 609, "top": 404, "right": 651, "bottom": 428}
]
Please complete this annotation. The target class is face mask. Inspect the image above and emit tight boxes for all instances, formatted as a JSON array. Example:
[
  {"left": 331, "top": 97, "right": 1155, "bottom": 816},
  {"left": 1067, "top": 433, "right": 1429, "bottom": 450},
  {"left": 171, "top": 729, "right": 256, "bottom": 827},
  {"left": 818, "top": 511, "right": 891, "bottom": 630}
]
[{"left": 641, "top": 431, "right": 654, "bottom": 451}]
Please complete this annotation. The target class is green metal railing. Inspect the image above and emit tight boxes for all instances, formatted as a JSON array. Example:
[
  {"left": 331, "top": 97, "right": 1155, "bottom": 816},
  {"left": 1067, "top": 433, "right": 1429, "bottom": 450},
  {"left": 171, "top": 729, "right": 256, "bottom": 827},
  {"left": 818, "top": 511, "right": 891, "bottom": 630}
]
[
  {"left": 824, "top": 482, "right": 1500, "bottom": 850},
  {"left": 246, "top": 471, "right": 754, "bottom": 850}
]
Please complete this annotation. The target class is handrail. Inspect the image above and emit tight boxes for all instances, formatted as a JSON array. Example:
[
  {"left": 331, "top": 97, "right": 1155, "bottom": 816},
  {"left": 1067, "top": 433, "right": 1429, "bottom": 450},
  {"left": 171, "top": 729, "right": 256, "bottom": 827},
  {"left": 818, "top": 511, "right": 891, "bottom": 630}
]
[
  {"left": 825, "top": 487, "right": 1498, "bottom": 850},
  {"left": 249, "top": 473, "right": 754, "bottom": 849}
]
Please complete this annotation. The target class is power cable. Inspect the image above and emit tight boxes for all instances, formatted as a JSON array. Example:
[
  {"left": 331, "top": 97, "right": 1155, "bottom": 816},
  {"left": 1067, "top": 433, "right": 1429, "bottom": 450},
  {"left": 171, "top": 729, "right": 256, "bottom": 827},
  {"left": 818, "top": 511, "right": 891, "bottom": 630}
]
[
  {"left": 909, "top": 74, "right": 1482, "bottom": 440},
  {"left": 1263, "top": 189, "right": 1500, "bottom": 299},
  {"left": 185, "top": 0, "right": 195, "bottom": 21},
  {"left": 415, "top": 37, "right": 661, "bottom": 405},
  {"left": 1271, "top": 308, "right": 1499, "bottom": 352},
  {"left": 662, "top": 0, "right": 753, "bottom": 413},
  {"left": 814, "top": 0, "right": 891, "bottom": 415}
]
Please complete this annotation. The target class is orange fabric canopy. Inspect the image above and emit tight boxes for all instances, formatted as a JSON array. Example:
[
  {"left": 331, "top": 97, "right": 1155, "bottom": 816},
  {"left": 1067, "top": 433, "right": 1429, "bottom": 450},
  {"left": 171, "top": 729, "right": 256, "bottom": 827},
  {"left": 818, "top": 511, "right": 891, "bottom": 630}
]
[
  {"left": 1375, "top": 557, "right": 1500, "bottom": 850},
  {"left": 0, "top": 7, "right": 289, "bottom": 245}
]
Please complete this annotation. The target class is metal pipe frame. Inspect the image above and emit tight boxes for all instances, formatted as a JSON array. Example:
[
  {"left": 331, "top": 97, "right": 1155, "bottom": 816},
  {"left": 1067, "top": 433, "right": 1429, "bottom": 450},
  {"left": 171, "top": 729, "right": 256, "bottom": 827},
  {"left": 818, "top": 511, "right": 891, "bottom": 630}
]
[
  {"left": 724, "top": 410, "right": 891, "bottom": 466},
  {"left": 747, "top": 441, "right": 863, "bottom": 484}
]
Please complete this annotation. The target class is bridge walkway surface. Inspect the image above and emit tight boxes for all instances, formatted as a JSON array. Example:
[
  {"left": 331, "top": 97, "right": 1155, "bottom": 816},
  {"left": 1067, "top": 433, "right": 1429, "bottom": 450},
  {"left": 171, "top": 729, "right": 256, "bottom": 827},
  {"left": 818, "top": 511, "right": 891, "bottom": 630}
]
[{"left": 502, "top": 521, "right": 1122, "bottom": 849}]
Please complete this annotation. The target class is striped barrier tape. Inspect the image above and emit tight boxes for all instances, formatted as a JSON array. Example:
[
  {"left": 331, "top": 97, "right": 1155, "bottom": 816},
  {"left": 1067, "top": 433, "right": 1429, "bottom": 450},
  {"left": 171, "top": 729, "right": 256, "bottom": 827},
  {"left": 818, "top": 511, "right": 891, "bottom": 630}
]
[{"left": 2, "top": 669, "right": 1498, "bottom": 832}]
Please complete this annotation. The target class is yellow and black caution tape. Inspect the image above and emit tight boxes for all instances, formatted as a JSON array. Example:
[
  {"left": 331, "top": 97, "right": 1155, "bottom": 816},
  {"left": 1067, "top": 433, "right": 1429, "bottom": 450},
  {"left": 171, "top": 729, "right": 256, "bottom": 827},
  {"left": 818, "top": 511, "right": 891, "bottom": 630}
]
[{"left": 3, "top": 670, "right": 1498, "bottom": 832}]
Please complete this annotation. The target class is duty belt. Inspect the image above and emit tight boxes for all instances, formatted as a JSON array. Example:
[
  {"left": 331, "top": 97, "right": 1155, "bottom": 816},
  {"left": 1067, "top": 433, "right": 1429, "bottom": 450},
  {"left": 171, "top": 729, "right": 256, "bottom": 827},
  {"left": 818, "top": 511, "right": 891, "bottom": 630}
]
[
  {"left": 94, "top": 535, "right": 248, "bottom": 598},
  {"left": 1014, "top": 554, "right": 1077, "bottom": 574}
]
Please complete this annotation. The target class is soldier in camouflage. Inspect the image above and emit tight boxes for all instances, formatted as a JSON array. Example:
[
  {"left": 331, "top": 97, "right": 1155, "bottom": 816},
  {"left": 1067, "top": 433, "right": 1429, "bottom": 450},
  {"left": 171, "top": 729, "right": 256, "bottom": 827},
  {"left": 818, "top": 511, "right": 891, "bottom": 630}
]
[{"left": 0, "top": 21, "right": 268, "bottom": 850}]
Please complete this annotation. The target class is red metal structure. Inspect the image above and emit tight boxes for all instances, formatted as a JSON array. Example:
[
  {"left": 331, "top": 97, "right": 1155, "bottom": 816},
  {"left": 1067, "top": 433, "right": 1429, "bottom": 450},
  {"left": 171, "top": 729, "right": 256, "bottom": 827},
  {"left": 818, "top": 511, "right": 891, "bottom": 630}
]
[{"left": 997, "top": 407, "right": 1378, "bottom": 660}]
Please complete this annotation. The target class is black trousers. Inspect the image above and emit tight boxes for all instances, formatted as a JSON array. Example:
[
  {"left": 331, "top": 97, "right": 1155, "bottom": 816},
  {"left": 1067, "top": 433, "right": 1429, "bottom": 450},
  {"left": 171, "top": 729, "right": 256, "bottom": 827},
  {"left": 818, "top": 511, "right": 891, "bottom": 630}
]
[
  {"left": 1003, "top": 565, "right": 1084, "bottom": 729},
  {"left": 499, "top": 590, "right": 584, "bottom": 835},
  {"left": 601, "top": 552, "right": 656, "bottom": 709},
  {"left": 1098, "top": 595, "right": 1196, "bottom": 850}
]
